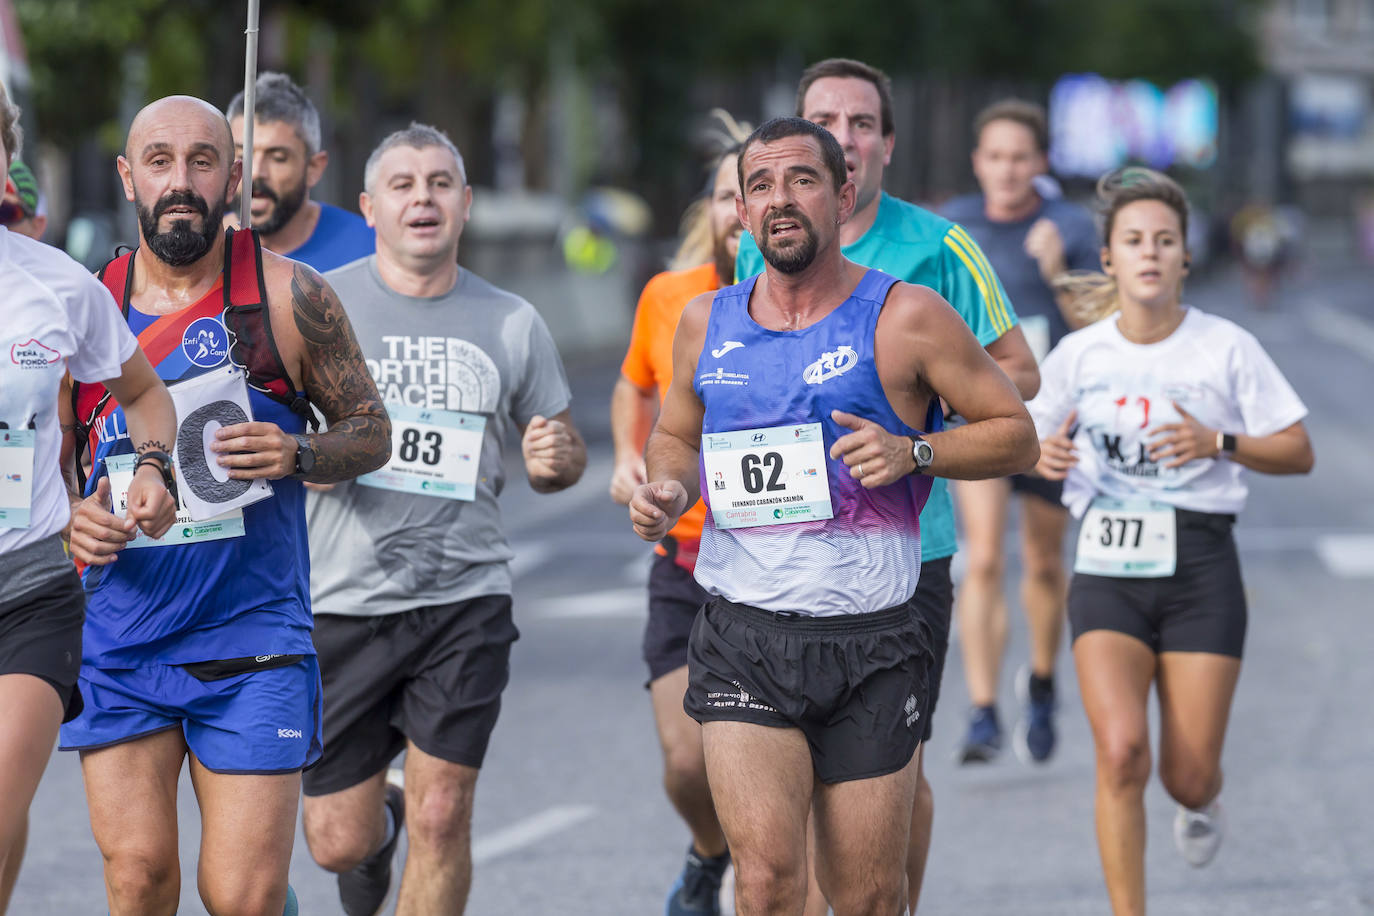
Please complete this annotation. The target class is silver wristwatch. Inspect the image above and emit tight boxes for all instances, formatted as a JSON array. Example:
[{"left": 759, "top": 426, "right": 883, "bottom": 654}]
[{"left": 909, "top": 435, "right": 934, "bottom": 474}]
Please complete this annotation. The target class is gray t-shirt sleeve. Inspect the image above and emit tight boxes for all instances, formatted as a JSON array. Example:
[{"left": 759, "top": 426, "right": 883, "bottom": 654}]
[{"left": 510, "top": 307, "right": 572, "bottom": 425}]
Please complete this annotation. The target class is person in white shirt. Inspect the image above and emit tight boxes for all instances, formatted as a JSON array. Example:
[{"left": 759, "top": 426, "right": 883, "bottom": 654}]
[
  {"left": 0, "top": 79, "right": 177, "bottom": 915},
  {"left": 1029, "top": 166, "right": 1313, "bottom": 916}
]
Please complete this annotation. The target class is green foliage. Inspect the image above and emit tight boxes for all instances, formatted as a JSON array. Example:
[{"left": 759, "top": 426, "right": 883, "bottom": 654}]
[{"left": 14, "top": 0, "right": 1263, "bottom": 167}]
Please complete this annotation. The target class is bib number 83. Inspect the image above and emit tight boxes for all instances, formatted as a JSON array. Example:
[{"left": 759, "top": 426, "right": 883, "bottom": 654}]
[
  {"left": 741, "top": 451, "right": 784, "bottom": 494},
  {"left": 1098, "top": 515, "right": 1143, "bottom": 549},
  {"left": 399, "top": 428, "right": 443, "bottom": 466}
]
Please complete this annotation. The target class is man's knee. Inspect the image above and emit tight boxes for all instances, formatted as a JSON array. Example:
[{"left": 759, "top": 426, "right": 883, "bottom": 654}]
[
  {"left": 733, "top": 852, "right": 806, "bottom": 914},
  {"left": 662, "top": 739, "right": 709, "bottom": 797},
  {"left": 407, "top": 776, "right": 477, "bottom": 853},
  {"left": 198, "top": 878, "right": 289, "bottom": 916},
  {"left": 826, "top": 869, "right": 905, "bottom": 916},
  {"left": 303, "top": 797, "right": 382, "bottom": 873},
  {"left": 104, "top": 849, "right": 178, "bottom": 911}
]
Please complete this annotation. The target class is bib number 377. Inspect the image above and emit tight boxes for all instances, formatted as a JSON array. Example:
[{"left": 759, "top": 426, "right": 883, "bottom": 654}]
[{"left": 1074, "top": 497, "right": 1177, "bottom": 578}]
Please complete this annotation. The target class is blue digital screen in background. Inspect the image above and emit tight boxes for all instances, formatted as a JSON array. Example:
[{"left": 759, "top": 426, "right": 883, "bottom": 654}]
[{"left": 1049, "top": 74, "right": 1218, "bottom": 177}]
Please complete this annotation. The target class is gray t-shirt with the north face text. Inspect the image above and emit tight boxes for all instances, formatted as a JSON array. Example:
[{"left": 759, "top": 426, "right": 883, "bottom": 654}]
[{"left": 307, "top": 257, "right": 572, "bottom": 616}]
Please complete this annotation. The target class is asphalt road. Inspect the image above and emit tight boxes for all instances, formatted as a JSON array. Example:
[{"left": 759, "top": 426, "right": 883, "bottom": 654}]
[{"left": 12, "top": 262, "right": 1374, "bottom": 915}]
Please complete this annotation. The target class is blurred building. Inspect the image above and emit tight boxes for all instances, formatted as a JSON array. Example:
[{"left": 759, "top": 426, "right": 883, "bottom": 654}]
[{"left": 1259, "top": 0, "right": 1374, "bottom": 254}]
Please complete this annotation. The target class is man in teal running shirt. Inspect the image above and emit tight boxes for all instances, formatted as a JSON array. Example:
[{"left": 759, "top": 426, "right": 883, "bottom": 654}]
[{"left": 735, "top": 57, "right": 1038, "bottom": 913}]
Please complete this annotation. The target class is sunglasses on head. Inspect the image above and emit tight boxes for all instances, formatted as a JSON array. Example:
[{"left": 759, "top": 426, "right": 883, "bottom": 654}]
[{"left": 0, "top": 200, "right": 30, "bottom": 226}]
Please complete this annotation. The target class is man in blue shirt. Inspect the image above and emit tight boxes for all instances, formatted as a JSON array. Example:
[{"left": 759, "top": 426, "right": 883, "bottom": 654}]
[
  {"left": 227, "top": 72, "right": 375, "bottom": 273},
  {"left": 941, "top": 99, "right": 1099, "bottom": 770}
]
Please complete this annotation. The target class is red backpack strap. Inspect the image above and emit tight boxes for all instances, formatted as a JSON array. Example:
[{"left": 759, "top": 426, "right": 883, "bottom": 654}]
[
  {"left": 222, "top": 228, "right": 318, "bottom": 430},
  {"left": 71, "top": 251, "right": 138, "bottom": 491}
]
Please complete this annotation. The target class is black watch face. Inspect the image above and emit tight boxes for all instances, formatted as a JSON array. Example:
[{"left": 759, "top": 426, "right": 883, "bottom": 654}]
[{"left": 297, "top": 444, "right": 316, "bottom": 474}]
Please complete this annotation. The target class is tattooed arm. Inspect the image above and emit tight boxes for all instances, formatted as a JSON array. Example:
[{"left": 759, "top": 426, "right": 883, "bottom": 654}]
[
  {"left": 212, "top": 257, "right": 391, "bottom": 484},
  {"left": 286, "top": 263, "right": 391, "bottom": 482}
]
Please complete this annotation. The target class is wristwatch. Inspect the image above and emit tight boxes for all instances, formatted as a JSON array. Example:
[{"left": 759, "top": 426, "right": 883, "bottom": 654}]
[
  {"left": 1216, "top": 431, "right": 1237, "bottom": 458},
  {"left": 909, "top": 435, "right": 934, "bottom": 474},
  {"left": 135, "top": 450, "right": 178, "bottom": 499},
  {"left": 292, "top": 434, "right": 317, "bottom": 477}
]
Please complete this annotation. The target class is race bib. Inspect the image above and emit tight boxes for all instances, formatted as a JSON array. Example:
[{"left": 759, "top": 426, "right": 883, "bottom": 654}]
[
  {"left": 357, "top": 405, "right": 486, "bottom": 501},
  {"left": 1021, "top": 315, "right": 1051, "bottom": 364},
  {"left": 105, "top": 452, "right": 244, "bottom": 548},
  {"left": 702, "top": 422, "right": 833, "bottom": 530},
  {"left": 0, "top": 429, "right": 35, "bottom": 529},
  {"left": 169, "top": 366, "right": 273, "bottom": 521},
  {"left": 1074, "top": 496, "right": 1176, "bottom": 578}
]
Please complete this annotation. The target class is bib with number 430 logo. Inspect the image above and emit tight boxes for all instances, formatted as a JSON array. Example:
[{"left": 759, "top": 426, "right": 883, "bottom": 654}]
[
  {"left": 701, "top": 422, "right": 833, "bottom": 530},
  {"left": 1074, "top": 496, "right": 1177, "bottom": 578},
  {"left": 358, "top": 404, "right": 486, "bottom": 501}
]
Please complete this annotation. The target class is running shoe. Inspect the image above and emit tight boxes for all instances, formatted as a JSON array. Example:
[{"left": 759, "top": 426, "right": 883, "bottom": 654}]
[
  {"left": 665, "top": 845, "right": 730, "bottom": 916},
  {"left": 957, "top": 705, "right": 1002, "bottom": 764},
  {"left": 1013, "top": 664, "right": 1057, "bottom": 765},
  {"left": 1173, "top": 800, "right": 1226, "bottom": 867},
  {"left": 339, "top": 783, "right": 406, "bottom": 916}
]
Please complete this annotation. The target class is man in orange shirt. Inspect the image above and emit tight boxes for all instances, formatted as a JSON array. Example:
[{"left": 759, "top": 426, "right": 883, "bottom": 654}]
[{"left": 610, "top": 138, "right": 743, "bottom": 916}]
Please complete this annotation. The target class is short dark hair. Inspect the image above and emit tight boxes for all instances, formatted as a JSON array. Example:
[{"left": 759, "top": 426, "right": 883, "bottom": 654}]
[
  {"left": 796, "top": 58, "right": 894, "bottom": 137},
  {"left": 973, "top": 99, "right": 1049, "bottom": 155},
  {"left": 225, "top": 72, "right": 322, "bottom": 155},
  {"left": 738, "top": 117, "right": 848, "bottom": 194}
]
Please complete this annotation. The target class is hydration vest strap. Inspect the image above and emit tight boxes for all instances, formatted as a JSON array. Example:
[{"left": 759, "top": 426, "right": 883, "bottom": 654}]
[{"left": 222, "top": 228, "right": 318, "bottom": 431}]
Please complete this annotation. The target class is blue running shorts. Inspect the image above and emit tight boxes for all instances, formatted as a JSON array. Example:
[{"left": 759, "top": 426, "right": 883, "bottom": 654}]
[{"left": 59, "top": 656, "right": 323, "bottom": 774}]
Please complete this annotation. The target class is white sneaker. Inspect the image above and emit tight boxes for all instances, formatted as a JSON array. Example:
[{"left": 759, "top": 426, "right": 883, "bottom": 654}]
[{"left": 1173, "top": 799, "right": 1225, "bottom": 867}]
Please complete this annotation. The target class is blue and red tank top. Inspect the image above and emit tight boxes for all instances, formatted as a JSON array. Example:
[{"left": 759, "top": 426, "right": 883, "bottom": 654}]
[
  {"left": 694, "top": 268, "right": 941, "bottom": 617},
  {"left": 75, "top": 229, "right": 314, "bottom": 667}
]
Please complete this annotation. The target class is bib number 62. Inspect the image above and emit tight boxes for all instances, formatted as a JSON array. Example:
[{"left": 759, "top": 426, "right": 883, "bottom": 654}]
[{"left": 741, "top": 451, "right": 784, "bottom": 494}]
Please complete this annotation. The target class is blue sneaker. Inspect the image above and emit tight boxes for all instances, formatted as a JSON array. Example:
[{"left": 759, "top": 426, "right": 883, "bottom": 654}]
[
  {"left": 958, "top": 705, "right": 1002, "bottom": 764},
  {"left": 1013, "top": 664, "right": 1057, "bottom": 764},
  {"left": 666, "top": 846, "right": 729, "bottom": 916}
]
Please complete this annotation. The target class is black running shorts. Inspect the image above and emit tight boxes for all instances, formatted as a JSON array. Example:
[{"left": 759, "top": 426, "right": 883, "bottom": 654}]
[
  {"left": 909, "top": 557, "right": 953, "bottom": 743},
  {"left": 0, "top": 567, "right": 85, "bottom": 722},
  {"left": 1010, "top": 472, "right": 1064, "bottom": 506},
  {"left": 302, "top": 594, "right": 519, "bottom": 796},
  {"left": 684, "top": 595, "right": 932, "bottom": 784},
  {"left": 642, "top": 538, "right": 711, "bottom": 684},
  {"left": 1068, "top": 508, "right": 1246, "bottom": 657}
]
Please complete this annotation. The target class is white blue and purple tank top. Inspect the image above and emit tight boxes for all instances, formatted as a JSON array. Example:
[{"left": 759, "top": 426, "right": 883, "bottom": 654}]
[{"left": 694, "top": 268, "right": 940, "bottom": 617}]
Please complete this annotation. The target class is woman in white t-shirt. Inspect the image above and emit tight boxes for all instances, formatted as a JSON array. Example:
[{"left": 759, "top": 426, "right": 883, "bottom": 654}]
[
  {"left": 0, "top": 82, "right": 178, "bottom": 912},
  {"left": 1029, "top": 167, "right": 1313, "bottom": 915}
]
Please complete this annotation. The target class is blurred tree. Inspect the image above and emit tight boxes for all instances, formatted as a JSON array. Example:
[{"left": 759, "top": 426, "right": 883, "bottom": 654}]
[{"left": 14, "top": 0, "right": 1264, "bottom": 204}]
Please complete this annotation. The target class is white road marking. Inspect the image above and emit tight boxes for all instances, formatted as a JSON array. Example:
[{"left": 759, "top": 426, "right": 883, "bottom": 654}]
[
  {"left": 528, "top": 586, "right": 647, "bottom": 619},
  {"left": 472, "top": 805, "right": 598, "bottom": 865},
  {"left": 1306, "top": 302, "right": 1374, "bottom": 363},
  {"left": 1314, "top": 535, "right": 1374, "bottom": 578}
]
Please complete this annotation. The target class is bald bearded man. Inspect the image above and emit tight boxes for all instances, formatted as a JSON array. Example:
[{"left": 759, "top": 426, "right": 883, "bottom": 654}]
[{"left": 57, "top": 95, "right": 390, "bottom": 916}]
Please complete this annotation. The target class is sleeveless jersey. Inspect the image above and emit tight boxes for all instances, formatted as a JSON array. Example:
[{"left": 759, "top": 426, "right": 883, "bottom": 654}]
[
  {"left": 75, "top": 230, "right": 312, "bottom": 667},
  {"left": 694, "top": 268, "right": 940, "bottom": 616}
]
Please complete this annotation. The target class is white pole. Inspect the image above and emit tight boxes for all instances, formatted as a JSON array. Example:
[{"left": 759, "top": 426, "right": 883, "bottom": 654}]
[{"left": 239, "top": 0, "right": 261, "bottom": 229}]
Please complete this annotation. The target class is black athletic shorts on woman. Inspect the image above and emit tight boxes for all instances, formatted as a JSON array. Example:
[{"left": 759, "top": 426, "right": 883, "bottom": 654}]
[
  {"left": 302, "top": 594, "right": 518, "bottom": 796},
  {"left": 684, "top": 595, "right": 933, "bottom": 784},
  {"left": 1068, "top": 508, "right": 1246, "bottom": 657},
  {"left": 0, "top": 537, "right": 85, "bottom": 722}
]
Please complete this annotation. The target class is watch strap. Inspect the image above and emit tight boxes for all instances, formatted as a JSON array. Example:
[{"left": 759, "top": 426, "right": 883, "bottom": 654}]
[{"left": 135, "top": 450, "right": 178, "bottom": 502}]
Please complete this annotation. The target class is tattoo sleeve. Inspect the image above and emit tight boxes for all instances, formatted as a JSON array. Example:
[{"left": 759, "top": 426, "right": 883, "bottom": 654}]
[{"left": 290, "top": 264, "right": 392, "bottom": 482}]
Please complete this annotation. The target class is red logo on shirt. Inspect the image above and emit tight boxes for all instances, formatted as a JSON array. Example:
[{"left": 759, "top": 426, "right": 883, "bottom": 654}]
[{"left": 10, "top": 339, "right": 61, "bottom": 369}]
